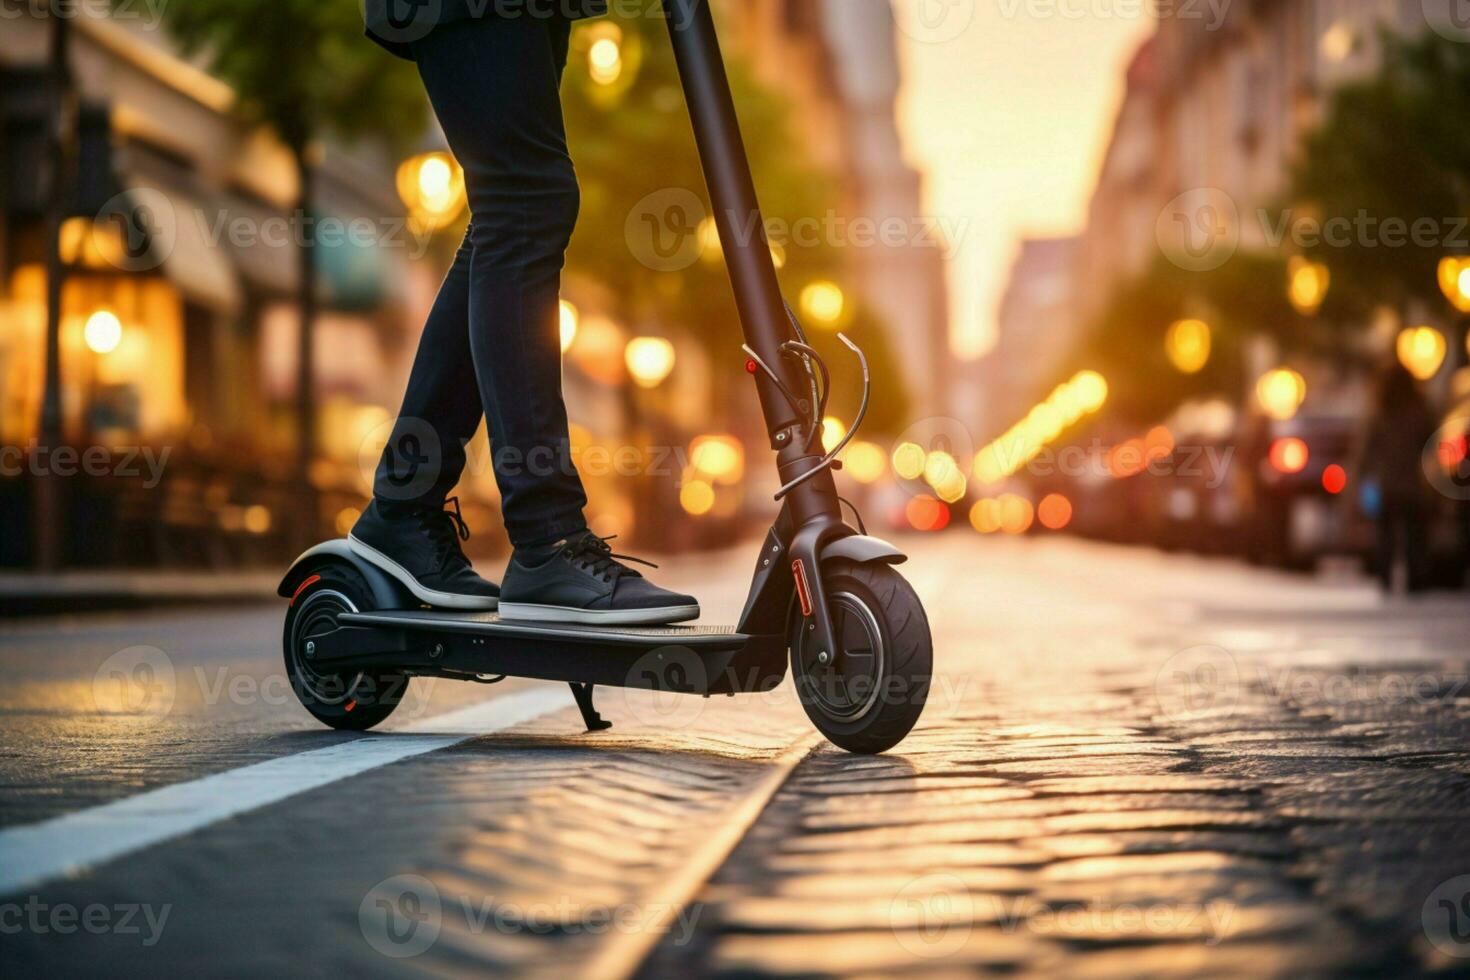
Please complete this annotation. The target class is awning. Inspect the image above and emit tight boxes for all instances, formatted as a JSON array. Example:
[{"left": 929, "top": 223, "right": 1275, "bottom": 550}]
[{"left": 115, "top": 178, "right": 244, "bottom": 315}]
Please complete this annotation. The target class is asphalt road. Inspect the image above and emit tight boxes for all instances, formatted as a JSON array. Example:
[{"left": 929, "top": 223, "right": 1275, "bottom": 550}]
[{"left": 3, "top": 534, "right": 1470, "bottom": 977}]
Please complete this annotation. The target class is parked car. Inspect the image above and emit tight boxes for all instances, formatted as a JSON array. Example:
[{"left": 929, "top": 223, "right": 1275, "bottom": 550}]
[{"left": 1238, "top": 414, "right": 1372, "bottom": 570}]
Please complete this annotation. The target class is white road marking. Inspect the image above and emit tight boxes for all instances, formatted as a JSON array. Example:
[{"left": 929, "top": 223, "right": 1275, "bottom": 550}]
[{"left": 0, "top": 687, "right": 572, "bottom": 896}]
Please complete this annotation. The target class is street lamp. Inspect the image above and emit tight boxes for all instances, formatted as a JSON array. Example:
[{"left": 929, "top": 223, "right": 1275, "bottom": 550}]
[
  {"left": 559, "top": 299, "right": 579, "bottom": 354},
  {"left": 82, "top": 309, "right": 122, "bottom": 355},
  {"left": 1396, "top": 326, "right": 1446, "bottom": 381},
  {"left": 624, "top": 336, "right": 676, "bottom": 388},
  {"left": 1287, "top": 257, "right": 1330, "bottom": 315},
  {"left": 1165, "top": 318, "right": 1211, "bottom": 373},
  {"left": 1255, "top": 368, "right": 1307, "bottom": 420},
  {"left": 799, "top": 280, "right": 846, "bottom": 329},
  {"left": 396, "top": 151, "right": 465, "bottom": 232},
  {"left": 1437, "top": 257, "right": 1470, "bottom": 314}
]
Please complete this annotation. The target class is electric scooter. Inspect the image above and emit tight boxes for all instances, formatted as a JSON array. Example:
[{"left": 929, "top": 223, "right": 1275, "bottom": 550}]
[{"left": 277, "top": 0, "right": 933, "bottom": 753}]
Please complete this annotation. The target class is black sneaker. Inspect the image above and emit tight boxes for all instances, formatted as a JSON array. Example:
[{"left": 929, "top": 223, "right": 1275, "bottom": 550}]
[
  {"left": 498, "top": 531, "right": 699, "bottom": 625},
  {"left": 348, "top": 497, "right": 500, "bottom": 610}
]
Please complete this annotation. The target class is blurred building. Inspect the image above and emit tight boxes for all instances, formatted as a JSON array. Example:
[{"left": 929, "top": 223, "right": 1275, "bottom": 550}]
[
  {"left": 728, "top": 0, "right": 950, "bottom": 419},
  {"left": 0, "top": 14, "right": 437, "bottom": 567},
  {"left": 1077, "top": 0, "right": 1436, "bottom": 329},
  {"left": 980, "top": 237, "right": 1080, "bottom": 433}
]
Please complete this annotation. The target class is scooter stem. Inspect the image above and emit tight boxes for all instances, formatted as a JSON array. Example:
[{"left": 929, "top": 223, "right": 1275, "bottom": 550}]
[{"left": 662, "top": 0, "right": 809, "bottom": 446}]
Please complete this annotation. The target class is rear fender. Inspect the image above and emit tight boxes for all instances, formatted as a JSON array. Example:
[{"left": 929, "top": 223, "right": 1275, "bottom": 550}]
[{"left": 277, "top": 540, "right": 415, "bottom": 610}]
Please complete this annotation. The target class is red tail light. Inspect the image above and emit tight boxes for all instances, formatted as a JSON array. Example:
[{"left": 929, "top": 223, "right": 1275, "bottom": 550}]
[
  {"left": 1322, "top": 463, "right": 1347, "bottom": 494},
  {"left": 1268, "top": 437, "right": 1308, "bottom": 474}
]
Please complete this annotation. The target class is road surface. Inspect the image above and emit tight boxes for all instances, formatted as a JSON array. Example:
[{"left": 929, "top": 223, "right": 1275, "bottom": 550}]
[{"left": 3, "top": 534, "right": 1469, "bottom": 976}]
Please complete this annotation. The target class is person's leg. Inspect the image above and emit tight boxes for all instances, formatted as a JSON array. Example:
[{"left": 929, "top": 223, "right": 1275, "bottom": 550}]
[
  {"left": 380, "top": 14, "right": 694, "bottom": 624},
  {"left": 413, "top": 14, "right": 588, "bottom": 549},
  {"left": 371, "top": 230, "right": 478, "bottom": 510}
]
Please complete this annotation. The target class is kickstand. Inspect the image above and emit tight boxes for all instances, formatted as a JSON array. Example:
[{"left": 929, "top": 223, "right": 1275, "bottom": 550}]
[{"left": 569, "top": 683, "right": 612, "bottom": 732}]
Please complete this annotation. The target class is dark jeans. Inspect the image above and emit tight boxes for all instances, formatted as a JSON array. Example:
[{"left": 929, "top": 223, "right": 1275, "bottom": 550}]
[{"left": 372, "top": 14, "right": 588, "bottom": 548}]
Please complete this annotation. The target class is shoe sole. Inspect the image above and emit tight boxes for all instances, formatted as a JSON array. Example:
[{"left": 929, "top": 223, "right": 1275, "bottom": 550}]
[
  {"left": 347, "top": 535, "right": 500, "bottom": 611},
  {"left": 496, "top": 601, "right": 700, "bottom": 626}
]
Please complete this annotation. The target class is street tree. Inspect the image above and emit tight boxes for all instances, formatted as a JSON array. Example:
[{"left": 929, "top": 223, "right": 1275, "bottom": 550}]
[{"left": 150, "top": 0, "right": 427, "bottom": 482}]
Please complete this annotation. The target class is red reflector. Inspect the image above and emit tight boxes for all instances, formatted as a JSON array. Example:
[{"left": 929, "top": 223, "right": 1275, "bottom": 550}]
[
  {"left": 344, "top": 699, "right": 356, "bottom": 713},
  {"left": 290, "top": 574, "right": 322, "bottom": 605},
  {"left": 744, "top": 358, "right": 759, "bottom": 374},
  {"left": 792, "top": 559, "right": 813, "bottom": 617}
]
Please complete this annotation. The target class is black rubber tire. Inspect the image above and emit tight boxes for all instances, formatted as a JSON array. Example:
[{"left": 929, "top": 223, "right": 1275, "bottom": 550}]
[
  {"left": 282, "top": 563, "right": 409, "bottom": 731},
  {"left": 790, "top": 559, "right": 932, "bottom": 754}
]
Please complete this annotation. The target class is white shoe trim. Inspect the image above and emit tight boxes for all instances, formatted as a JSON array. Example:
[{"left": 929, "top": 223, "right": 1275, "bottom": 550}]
[
  {"left": 496, "top": 601, "right": 700, "bottom": 626},
  {"left": 347, "top": 535, "right": 499, "bottom": 611}
]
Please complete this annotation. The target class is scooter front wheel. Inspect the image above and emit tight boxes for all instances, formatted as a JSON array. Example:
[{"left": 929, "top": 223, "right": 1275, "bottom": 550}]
[
  {"left": 282, "top": 563, "right": 409, "bottom": 731},
  {"left": 790, "top": 559, "right": 931, "bottom": 753}
]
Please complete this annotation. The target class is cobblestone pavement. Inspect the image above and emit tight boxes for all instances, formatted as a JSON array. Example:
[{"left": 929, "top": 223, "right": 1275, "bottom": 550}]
[{"left": 3, "top": 535, "right": 1470, "bottom": 977}]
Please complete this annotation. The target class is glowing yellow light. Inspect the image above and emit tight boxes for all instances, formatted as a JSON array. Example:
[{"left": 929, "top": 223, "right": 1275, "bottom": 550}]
[
  {"left": 1071, "top": 370, "right": 1108, "bottom": 412},
  {"left": 970, "top": 498, "right": 1001, "bottom": 533},
  {"left": 1438, "top": 257, "right": 1470, "bottom": 314},
  {"left": 1397, "top": 326, "right": 1447, "bottom": 381},
  {"left": 396, "top": 151, "right": 465, "bottom": 230},
  {"left": 679, "top": 479, "right": 715, "bottom": 516},
  {"left": 243, "top": 504, "right": 272, "bottom": 534},
  {"left": 821, "top": 416, "right": 847, "bottom": 453},
  {"left": 1320, "top": 20, "right": 1354, "bottom": 62},
  {"left": 335, "top": 507, "right": 361, "bottom": 537},
  {"left": 892, "top": 442, "right": 926, "bottom": 481},
  {"left": 698, "top": 216, "right": 722, "bottom": 263},
  {"left": 997, "top": 494, "right": 1034, "bottom": 535},
  {"left": 799, "top": 280, "right": 846, "bottom": 328},
  {"left": 1255, "top": 368, "right": 1307, "bottom": 421},
  {"left": 559, "top": 299, "right": 579, "bottom": 354},
  {"left": 417, "top": 156, "right": 452, "bottom": 205},
  {"left": 589, "top": 37, "right": 622, "bottom": 85},
  {"left": 689, "top": 434, "right": 744, "bottom": 485},
  {"left": 624, "top": 336, "right": 676, "bottom": 388},
  {"left": 1165, "top": 318, "right": 1211, "bottom": 374},
  {"left": 923, "top": 450, "right": 959, "bottom": 489},
  {"left": 83, "top": 309, "right": 122, "bottom": 354},
  {"left": 973, "top": 446, "right": 1004, "bottom": 485},
  {"left": 934, "top": 469, "right": 967, "bottom": 504},
  {"left": 769, "top": 241, "right": 786, "bottom": 269},
  {"left": 1287, "top": 257, "right": 1330, "bottom": 315},
  {"left": 843, "top": 440, "right": 887, "bottom": 484}
]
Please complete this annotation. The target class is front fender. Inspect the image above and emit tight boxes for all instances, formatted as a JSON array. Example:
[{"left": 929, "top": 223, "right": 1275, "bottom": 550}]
[
  {"left": 277, "top": 539, "right": 414, "bottom": 610},
  {"left": 820, "top": 533, "right": 906, "bottom": 567}
]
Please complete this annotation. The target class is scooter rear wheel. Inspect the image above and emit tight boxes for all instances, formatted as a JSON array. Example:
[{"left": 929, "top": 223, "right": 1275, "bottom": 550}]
[
  {"left": 791, "top": 559, "right": 931, "bottom": 753},
  {"left": 282, "top": 563, "right": 409, "bottom": 731}
]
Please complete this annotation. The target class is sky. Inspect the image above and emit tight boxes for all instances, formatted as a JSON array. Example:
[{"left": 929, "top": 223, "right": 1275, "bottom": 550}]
[{"left": 891, "top": 0, "right": 1154, "bottom": 359}]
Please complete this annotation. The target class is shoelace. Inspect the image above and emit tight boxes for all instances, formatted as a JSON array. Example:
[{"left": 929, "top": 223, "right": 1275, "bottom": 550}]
[
  {"left": 564, "top": 533, "right": 657, "bottom": 584},
  {"left": 422, "top": 497, "right": 471, "bottom": 571}
]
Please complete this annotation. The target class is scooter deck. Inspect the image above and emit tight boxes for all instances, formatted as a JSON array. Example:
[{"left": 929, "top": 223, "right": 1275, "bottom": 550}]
[
  {"left": 308, "top": 609, "right": 788, "bottom": 696},
  {"left": 339, "top": 610, "right": 746, "bottom": 648}
]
